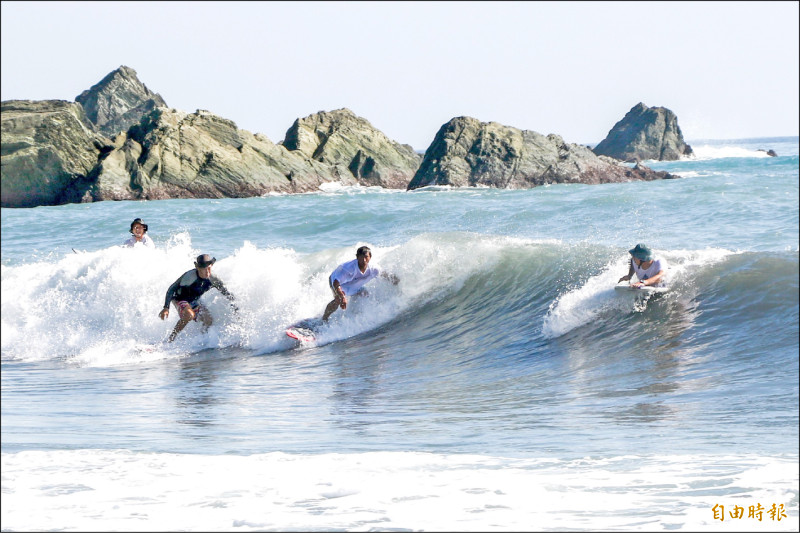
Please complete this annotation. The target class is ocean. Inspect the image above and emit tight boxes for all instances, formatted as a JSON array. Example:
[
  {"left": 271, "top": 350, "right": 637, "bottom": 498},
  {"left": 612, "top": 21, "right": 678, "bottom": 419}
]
[{"left": 1, "top": 136, "right": 798, "bottom": 531}]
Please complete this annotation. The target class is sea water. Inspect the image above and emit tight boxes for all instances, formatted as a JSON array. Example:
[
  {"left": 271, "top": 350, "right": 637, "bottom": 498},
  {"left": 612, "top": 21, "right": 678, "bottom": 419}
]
[{"left": 1, "top": 136, "right": 798, "bottom": 531}]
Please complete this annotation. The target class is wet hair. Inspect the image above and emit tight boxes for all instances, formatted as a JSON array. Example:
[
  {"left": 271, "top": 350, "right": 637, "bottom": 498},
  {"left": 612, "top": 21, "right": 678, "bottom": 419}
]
[{"left": 356, "top": 246, "right": 372, "bottom": 257}]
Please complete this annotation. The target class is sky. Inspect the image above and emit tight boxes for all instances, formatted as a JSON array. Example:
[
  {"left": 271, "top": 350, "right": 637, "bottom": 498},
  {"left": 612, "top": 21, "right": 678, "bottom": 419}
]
[{"left": 2, "top": 1, "right": 798, "bottom": 150}]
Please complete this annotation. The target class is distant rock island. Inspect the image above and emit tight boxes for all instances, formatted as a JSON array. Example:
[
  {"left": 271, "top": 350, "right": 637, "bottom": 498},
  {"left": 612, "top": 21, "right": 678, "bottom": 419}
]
[
  {"left": 592, "top": 102, "right": 693, "bottom": 162},
  {"left": 2, "top": 66, "right": 684, "bottom": 208},
  {"left": 407, "top": 116, "right": 674, "bottom": 190}
]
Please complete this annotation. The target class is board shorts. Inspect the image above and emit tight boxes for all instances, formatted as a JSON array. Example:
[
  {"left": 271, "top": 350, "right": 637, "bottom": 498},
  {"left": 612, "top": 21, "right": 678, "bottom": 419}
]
[{"left": 172, "top": 300, "right": 205, "bottom": 321}]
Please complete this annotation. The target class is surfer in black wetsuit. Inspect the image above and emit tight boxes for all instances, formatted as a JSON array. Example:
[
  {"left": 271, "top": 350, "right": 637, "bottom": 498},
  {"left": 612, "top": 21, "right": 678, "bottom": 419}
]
[{"left": 158, "top": 254, "right": 238, "bottom": 342}]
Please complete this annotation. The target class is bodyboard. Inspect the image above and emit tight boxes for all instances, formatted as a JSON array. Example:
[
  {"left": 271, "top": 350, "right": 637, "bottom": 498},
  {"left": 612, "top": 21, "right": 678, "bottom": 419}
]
[{"left": 615, "top": 284, "right": 669, "bottom": 294}]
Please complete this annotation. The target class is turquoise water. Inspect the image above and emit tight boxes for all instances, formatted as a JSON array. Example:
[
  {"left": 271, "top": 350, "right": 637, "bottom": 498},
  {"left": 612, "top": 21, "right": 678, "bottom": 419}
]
[{"left": 1, "top": 137, "right": 798, "bottom": 530}]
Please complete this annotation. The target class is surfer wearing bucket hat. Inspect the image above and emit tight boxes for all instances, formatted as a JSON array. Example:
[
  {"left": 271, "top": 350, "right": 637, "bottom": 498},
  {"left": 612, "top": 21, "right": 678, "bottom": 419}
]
[
  {"left": 123, "top": 218, "right": 155, "bottom": 248},
  {"left": 618, "top": 243, "right": 668, "bottom": 288},
  {"left": 158, "top": 254, "right": 238, "bottom": 342}
]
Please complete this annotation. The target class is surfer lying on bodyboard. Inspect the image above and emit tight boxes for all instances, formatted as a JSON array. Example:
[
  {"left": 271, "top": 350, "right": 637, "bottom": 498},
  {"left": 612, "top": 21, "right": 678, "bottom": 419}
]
[
  {"left": 286, "top": 246, "right": 399, "bottom": 343},
  {"left": 618, "top": 243, "right": 667, "bottom": 289}
]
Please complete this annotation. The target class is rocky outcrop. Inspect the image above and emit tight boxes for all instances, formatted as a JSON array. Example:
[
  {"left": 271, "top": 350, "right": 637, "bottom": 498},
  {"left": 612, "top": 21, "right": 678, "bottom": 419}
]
[
  {"left": 1, "top": 101, "right": 423, "bottom": 206},
  {"left": 1, "top": 72, "right": 427, "bottom": 206},
  {"left": 282, "top": 108, "right": 422, "bottom": 189},
  {"left": 592, "top": 103, "right": 693, "bottom": 162},
  {"left": 1, "top": 100, "right": 113, "bottom": 207},
  {"left": 75, "top": 66, "right": 167, "bottom": 137},
  {"left": 2, "top": 66, "right": 688, "bottom": 208},
  {"left": 89, "top": 107, "right": 347, "bottom": 201},
  {"left": 407, "top": 117, "right": 676, "bottom": 190}
]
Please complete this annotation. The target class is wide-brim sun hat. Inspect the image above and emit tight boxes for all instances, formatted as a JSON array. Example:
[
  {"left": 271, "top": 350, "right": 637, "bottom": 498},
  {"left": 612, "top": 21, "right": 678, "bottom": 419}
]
[
  {"left": 629, "top": 243, "right": 653, "bottom": 261},
  {"left": 195, "top": 254, "right": 217, "bottom": 268},
  {"left": 130, "top": 218, "right": 148, "bottom": 233}
]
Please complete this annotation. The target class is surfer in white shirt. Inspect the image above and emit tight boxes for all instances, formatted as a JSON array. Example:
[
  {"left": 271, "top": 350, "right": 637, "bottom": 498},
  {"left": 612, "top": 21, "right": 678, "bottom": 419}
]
[
  {"left": 322, "top": 246, "right": 399, "bottom": 321},
  {"left": 619, "top": 243, "right": 667, "bottom": 288},
  {"left": 123, "top": 218, "right": 155, "bottom": 248}
]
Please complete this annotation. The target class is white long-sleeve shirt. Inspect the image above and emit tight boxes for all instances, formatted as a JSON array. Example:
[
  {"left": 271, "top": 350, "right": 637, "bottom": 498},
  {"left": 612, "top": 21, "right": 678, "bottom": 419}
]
[
  {"left": 330, "top": 259, "right": 381, "bottom": 296},
  {"left": 123, "top": 234, "right": 155, "bottom": 248}
]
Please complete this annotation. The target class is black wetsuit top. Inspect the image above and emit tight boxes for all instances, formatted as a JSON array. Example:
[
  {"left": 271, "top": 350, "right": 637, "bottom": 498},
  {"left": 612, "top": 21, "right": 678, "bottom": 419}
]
[{"left": 163, "top": 269, "right": 234, "bottom": 309}]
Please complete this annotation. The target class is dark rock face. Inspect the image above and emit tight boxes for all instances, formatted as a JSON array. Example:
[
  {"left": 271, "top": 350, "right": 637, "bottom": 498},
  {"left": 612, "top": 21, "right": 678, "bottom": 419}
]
[
  {"left": 75, "top": 66, "right": 167, "bottom": 137},
  {"left": 88, "top": 106, "right": 426, "bottom": 202},
  {"left": 1, "top": 100, "right": 113, "bottom": 207},
  {"left": 90, "top": 107, "right": 344, "bottom": 201},
  {"left": 407, "top": 117, "right": 676, "bottom": 190},
  {"left": 593, "top": 102, "right": 693, "bottom": 162},
  {"left": 282, "top": 108, "right": 422, "bottom": 189}
]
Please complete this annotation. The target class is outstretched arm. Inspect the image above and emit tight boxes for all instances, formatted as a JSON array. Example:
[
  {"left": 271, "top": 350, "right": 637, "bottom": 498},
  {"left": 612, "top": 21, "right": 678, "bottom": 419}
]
[
  {"left": 212, "top": 277, "right": 239, "bottom": 312},
  {"left": 618, "top": 259, "right": 634, "bottom": 283},
  {"left": 160, "top": 276, "right": 182, "bottom": 318}
]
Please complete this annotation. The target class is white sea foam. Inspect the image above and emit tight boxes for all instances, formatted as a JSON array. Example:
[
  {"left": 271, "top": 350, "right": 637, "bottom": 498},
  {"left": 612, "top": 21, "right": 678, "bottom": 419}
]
[
  {"left": 688, "top": 145, "right": 775, "bottom": 161},
  {"left": 0, "top": 234, "right": 297, "bottom": 365},
  {"left": 318, "top": 182, "right": 398, "bottom": 194},
  {"left": 1, "top": 232, "right": 527, "bottom": 365},
  {"left": 2, "top": 234, "right": 747, "bottom": 362},
  {"left": 407, "top": 184, "right": 493, "bottom": 193},
  {"left": 259, "top": 182, "right": 400, "bottom": 197},
  {"left": 667, "top": 170, "right": 711, "bottom": 179},
  {"left": 2, "top": 450, "right": 796, "bottom": 532}
]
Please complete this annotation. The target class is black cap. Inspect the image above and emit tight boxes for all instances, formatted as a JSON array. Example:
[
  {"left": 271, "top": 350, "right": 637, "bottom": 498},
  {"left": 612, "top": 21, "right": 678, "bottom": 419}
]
[
  {"left": 195, "top": 254, "right": 216, "bottom": 268},
  {"left": 130, "top": 218, "right": 148, "bottom": 233}
]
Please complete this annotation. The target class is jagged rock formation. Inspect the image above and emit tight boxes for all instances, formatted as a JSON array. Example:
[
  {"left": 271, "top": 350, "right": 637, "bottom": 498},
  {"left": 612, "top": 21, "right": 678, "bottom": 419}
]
[
  {"left": 89, "top": 107, "right": 346, "bottom": 201},
  {"left": 1, "top": 73, "right": 425, "bottom": 206},
  {"left": 1, "top": 66, "right": 686, "bottom": 208},
  {"left": 2, "top": 67, "right": 428, "bottom": 207},
  {"left": 75, "top": 66, "right": 167, "bottom": 137},
  {"left": 592, "top": 102, "right": 693, "bottom": 162},
  {"left": 1, "top": 100, "right": 114, "bottom": 207},
  {"left": 407, "top": 116, "right": 676, "bottom": 190},
  {"left": 282, "top": 108, "right": 422, "bottom": 189}
]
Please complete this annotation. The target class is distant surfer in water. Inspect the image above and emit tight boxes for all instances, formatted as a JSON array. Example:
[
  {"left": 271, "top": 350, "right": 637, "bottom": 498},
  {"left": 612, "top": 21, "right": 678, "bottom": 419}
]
[
  {"left": 123, "top": 218, "right": 155, "bottom": 248},
  {"left": 159, "top": 254, "right": 238, "bottom": 342},
  {"left": 619, "top": 243, "right": 667, "bottom": 288},
  {"left": 322, "top": 246, "right": 399, "bottom": 322}
]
